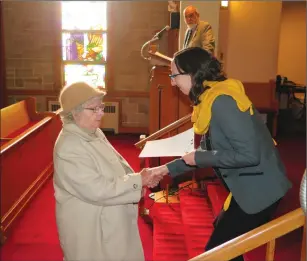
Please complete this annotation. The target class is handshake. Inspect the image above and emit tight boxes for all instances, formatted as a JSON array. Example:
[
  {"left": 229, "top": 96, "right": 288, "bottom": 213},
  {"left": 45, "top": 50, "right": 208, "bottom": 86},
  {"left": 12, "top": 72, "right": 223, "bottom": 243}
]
[{"left": 140, "top": 165, "right": 169, "bottom": 188}]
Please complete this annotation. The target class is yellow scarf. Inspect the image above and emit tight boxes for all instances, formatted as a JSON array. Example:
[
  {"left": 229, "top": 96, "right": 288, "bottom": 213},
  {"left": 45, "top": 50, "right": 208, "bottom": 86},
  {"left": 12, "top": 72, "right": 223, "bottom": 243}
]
[
  {"left": 191, "top": 79, "right": 254, "bottom": 135},
  {"left": 191, "top": 79, "right": 276, "bottom": 211}
]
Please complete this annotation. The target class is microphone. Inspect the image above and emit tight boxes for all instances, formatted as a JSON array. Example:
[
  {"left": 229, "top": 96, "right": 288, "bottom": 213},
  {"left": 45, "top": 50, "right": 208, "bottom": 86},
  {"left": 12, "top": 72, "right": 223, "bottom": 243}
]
[{"left": 153, "top": 25, "right": 170, "bottom": 40}]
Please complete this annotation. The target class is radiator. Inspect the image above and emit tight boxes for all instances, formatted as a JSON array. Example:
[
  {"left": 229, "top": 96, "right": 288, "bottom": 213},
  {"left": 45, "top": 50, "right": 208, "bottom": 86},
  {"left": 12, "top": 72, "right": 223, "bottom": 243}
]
[
  {"left": 100, "top": 101, "right": 120, "bottom": 134},
  {"left": 48, "top": 101, "right": 61, "bottom": 112}
]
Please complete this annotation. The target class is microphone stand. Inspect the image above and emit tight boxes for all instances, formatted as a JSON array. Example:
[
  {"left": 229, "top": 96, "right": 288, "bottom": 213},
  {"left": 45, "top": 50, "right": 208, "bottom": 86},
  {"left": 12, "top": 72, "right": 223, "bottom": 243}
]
[{"left": 140, "top": 36, "right": 159, "bottom": 61}]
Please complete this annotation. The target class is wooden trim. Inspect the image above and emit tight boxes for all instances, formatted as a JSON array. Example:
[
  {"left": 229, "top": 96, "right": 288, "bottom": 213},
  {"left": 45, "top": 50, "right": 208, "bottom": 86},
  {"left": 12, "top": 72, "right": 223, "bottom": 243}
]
[
  {"left": 135, "top": 113, "right": 191, "bottom": 148},
  {"left": 0, "top": 226, "right": 6, "bottom": 245},
  {"left": 0, "top": 116, "right": 53, "bottom": 154},
  {"left": 63, "top": 61, "right": 107, "bottom": 65},
  {"left": 6, "top": 89, "right": 60, "bottom": 96},
  {"left": 188, "top": 208, "right": 305, "bottom": 261},
  {"left": 119, "top": 126, "right": 148, "bottom": 134},
  {"left": 62, "top": 29, "right": 107, "bottom": 33},
  {"left": 265, "top": 240, "right": 275, "bottom": 261},
  {"left": 105, "top": 2, "right": 115, "bottom": 92},
  {"left": 6, "top": 89, "right": 149, "bottom": 98},
  {"left": 0, "top": 138, "right": 12, "bottom": 141},
  {"left": 106, "top": 90, "right": 149, "bottom": 98},
  {"left": 53, "top": 2, "right": 63, "bottom": 91},
  {"left": 0, "top": 1, "right": 6, "bottom": 109},
  {"left": 1, "top": 162, "right": 54, "bottom": 235}
]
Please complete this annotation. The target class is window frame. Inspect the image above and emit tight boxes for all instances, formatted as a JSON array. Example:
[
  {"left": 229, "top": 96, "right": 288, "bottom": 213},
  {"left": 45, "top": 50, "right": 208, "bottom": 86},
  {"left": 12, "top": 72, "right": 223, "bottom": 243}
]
[{"left": 60, "top": 1, "right": 107, "bottom": 89}]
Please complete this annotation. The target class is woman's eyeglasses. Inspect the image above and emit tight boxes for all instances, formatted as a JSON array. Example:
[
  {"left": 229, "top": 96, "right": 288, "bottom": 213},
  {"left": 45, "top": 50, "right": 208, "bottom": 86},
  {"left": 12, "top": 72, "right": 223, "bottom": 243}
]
[
  {"left": 169, "top": 73, "right": 188, "bottom": 79},
  {"left": 84, "top": 103, "right": 105, "bottom": 113}
]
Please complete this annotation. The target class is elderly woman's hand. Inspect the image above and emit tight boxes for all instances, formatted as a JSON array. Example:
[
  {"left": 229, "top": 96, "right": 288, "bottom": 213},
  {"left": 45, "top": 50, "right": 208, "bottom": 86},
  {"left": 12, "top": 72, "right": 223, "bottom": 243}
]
[{"left": 140, "top": 168, "right": 165, "bottom": 188}]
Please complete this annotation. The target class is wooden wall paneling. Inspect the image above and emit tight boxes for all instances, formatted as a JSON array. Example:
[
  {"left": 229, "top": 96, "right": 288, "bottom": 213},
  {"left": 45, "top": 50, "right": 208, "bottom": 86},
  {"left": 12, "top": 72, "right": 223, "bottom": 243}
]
[
  {"left": 0, "top": 2, "right": 6, "bottom": 109},
  {"left": 105, "top": 2, "right": 115, "bottom": 91},
  {"left": 149, "top": 65, "right": 179, "bottom": 135},
  {"left": 53, "top": 2, "right": 63, "bottom": 91},
  {"left": 178, "top": 90, "right": 193, "bottom": 132},
  {"left": 168, "top": 29, "right": 179, "bottom": 57}
]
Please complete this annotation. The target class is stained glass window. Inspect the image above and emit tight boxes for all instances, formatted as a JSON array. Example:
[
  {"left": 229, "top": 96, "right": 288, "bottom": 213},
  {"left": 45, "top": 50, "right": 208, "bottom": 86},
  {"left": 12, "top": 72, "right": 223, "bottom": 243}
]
[
  {"left": 61, "top": 2, "right": 107, "bottom": 88},
  {"left": 64, "top": 65, "right": 105, "bottom": 88},
  {"left": 62, "top": 33, "right": 107, "bottom": 62}
]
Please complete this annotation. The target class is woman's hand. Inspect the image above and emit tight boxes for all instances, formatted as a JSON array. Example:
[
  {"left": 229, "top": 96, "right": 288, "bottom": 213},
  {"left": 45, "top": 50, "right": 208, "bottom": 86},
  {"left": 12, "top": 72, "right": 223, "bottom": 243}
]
[
  {"left": 182, "top": 150, "right": 196, "bottom": 166},
  {"left": 150, "top": 165, "right": 169, "bottom": 177}
]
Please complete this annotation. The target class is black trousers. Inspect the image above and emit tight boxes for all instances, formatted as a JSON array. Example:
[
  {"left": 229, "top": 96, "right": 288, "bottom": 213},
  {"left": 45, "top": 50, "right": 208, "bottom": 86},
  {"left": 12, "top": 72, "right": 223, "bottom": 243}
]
[{"left": 205, "top": 196, "right": 281, "bottom": 261}]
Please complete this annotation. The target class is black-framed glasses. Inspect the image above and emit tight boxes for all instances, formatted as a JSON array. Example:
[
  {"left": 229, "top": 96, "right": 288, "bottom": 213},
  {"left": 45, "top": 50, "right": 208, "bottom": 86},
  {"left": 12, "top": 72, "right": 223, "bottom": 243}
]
[
  {"left": 169, "top": 73, "right": 188, "bottom": 79},
  {"left": 84, "top": 103, "right": 105, "bottom": 113}
]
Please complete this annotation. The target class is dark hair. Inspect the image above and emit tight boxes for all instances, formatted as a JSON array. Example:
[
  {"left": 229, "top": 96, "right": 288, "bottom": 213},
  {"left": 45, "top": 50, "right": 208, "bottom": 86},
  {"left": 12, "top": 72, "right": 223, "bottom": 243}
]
[{"left": 174, "top": 47, "right": 226, "bottom": 105}]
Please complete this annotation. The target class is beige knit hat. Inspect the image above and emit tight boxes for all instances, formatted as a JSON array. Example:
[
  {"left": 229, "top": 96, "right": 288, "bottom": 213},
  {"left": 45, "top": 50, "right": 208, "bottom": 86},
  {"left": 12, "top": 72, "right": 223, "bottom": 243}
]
[{"left": 59, "top": 82, "right": 105, "bottom": 114}]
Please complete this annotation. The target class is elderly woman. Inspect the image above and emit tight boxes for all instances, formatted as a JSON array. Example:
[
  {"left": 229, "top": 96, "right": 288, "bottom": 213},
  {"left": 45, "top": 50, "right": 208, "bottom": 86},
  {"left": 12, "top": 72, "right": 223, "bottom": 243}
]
[
  {"left": 150, "top": 47, "right": 292, "bottom": 261},
  {"left": 53, "top": 82, "right": 156, "bottom": 261}
]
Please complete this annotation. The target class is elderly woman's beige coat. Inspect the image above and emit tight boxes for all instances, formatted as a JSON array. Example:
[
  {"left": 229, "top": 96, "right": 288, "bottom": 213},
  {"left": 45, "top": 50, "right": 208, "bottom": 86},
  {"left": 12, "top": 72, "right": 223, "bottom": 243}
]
[{"left": 53, "top": 123, "right": 144, "bottom": 261}]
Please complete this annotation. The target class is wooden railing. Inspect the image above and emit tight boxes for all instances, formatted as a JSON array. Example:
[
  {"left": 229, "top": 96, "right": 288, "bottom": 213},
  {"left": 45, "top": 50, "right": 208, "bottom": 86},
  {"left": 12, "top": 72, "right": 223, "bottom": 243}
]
[
  {"left": 188, "top": 208, "right": 306, "bottom": 261},
  {"left": 135, "top": 113, "right": 192, "bottom": 149}
]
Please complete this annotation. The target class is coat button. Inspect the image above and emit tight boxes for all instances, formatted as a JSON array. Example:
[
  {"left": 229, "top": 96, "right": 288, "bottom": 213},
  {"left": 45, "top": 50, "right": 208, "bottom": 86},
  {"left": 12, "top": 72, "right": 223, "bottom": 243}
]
[{"left": 133, "top": 184, "right": 138, "bottom": 189}]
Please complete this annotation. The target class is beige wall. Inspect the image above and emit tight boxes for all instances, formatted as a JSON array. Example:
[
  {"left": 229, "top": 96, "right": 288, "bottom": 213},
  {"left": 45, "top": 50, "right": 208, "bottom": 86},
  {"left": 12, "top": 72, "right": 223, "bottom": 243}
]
[
  {"left": 110, "top": 1, "right": 169, "bottom": 92},
  {"left": 108, "top": 1, "right": 169, "bottom": 128},
  {"left": 2, "top": 1, "right": 169, "bottom": 130},
  {"left": 3, "top": 2, "right": 61, "bottom": 94},
  {"left": 277, "top": 1, "right": 306, "bottom": 85},
  {"left": 3, "top": 1, "right": 305, "bottom": 131},
  {"left": 179, "top": 1, "right": 220, "bottom": 55},
  {"left": 220, "top": 1, "right": 282, "bottom": 82}
]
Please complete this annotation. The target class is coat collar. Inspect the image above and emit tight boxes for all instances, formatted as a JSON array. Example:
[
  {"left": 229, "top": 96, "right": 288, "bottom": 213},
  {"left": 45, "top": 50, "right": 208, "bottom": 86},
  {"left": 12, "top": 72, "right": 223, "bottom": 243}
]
[{"left": 63, "top": 123, "right": 101, "bottom": 142}]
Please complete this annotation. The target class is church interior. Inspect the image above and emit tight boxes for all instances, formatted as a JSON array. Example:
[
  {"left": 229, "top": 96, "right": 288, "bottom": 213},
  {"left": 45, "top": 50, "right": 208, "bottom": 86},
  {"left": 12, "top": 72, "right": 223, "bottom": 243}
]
[{"left": 0, "top": 1, "right": 306, "bottom": 261}]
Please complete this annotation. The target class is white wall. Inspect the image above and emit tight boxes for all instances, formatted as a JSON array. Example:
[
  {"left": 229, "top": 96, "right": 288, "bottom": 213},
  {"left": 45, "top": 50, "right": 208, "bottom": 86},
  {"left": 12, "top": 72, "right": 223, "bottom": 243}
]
[
  {"left": 221, "top": 1, "right": 282, "bottom": 82},
  {"left": 277, "top": 1, "right": 306, "bottom": 85}
]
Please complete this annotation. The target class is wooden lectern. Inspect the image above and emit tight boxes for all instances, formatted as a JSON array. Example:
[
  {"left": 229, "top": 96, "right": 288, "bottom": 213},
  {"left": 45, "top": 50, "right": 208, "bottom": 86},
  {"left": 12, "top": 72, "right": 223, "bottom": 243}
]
[
  {"left": 141, "top": 30, "right": 196, "bottom": 196},
  {"left": 146, "top": 50, "right": 193, "bottom": 192},
  {"left": 147, "top": 51, "right": 192, "bottom": 136}
]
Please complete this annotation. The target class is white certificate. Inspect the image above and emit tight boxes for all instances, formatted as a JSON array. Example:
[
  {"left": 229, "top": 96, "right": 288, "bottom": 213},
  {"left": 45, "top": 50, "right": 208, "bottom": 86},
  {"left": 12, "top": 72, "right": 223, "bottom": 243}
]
[{"left": 139, "top": 128, "right": 194, "bottom": 158}]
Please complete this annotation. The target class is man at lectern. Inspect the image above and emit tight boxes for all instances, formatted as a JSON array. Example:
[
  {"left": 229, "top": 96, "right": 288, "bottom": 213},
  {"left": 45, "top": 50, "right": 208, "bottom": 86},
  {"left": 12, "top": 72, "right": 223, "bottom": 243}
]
[{"left": 182, "top": 5, "right": 215, "bottom": 55}]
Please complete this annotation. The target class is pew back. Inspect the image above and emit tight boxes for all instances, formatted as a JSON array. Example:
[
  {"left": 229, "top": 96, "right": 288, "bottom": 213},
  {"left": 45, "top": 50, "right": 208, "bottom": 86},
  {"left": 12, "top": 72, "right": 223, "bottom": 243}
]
[
  {"left": 1, "top": 99, "right": 32, "bottom": 138},
  {"left": 0, "top": 98, "right": 62, "bottom": 243},
  {"left": 244, "top": 81, "right": 278, "bottom": 112}
]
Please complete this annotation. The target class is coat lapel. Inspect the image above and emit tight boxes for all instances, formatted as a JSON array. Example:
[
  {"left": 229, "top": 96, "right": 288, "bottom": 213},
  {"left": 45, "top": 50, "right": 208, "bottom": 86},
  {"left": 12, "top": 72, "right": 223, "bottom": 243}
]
[
  {"left": 190, "top": 24, "right": 199, "bottom": 44},
  {"left": 95, "top": 129, "right": 135, "bottom": 174}
]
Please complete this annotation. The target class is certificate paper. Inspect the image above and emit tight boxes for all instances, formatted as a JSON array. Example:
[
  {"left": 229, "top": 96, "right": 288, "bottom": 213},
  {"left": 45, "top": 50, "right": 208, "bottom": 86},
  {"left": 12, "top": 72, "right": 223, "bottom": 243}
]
[{"left": 139, "top": 128, "right": 194, "bottom": 158}]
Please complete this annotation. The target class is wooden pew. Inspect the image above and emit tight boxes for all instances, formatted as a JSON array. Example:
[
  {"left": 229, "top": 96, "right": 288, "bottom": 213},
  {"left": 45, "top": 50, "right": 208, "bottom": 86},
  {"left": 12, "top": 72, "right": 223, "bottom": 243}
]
[
  {"left": 0, "top": 97, "right": 62, "bottom": 243},
  {"left": 244, "top": 80, "right": 279, "bottom": 137}
]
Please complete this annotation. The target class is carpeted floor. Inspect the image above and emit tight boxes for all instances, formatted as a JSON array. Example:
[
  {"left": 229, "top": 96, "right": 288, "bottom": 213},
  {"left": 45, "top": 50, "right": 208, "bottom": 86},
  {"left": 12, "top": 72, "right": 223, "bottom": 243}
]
[
  {"left": 0, "top": 134, "right": 153, "bottom": 261},
  {"left": 0, "top": 133, "right": 305, "bottom": 261}
]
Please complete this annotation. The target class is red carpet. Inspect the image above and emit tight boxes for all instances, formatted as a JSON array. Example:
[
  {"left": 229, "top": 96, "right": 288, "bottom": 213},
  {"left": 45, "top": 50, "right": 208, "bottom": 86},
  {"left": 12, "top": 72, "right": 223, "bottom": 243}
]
[
  {"left": 152, "top": 203, "right": 188, "bottom": 261},
  {"left": 179, "top": 189, "right": 214, "bottom": 259},
  {"left": 0, "top": 134, "right": 153, "bottom": 261},
  {"left": 0, "top": 133, "right": 305, "bottom": 261}
]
